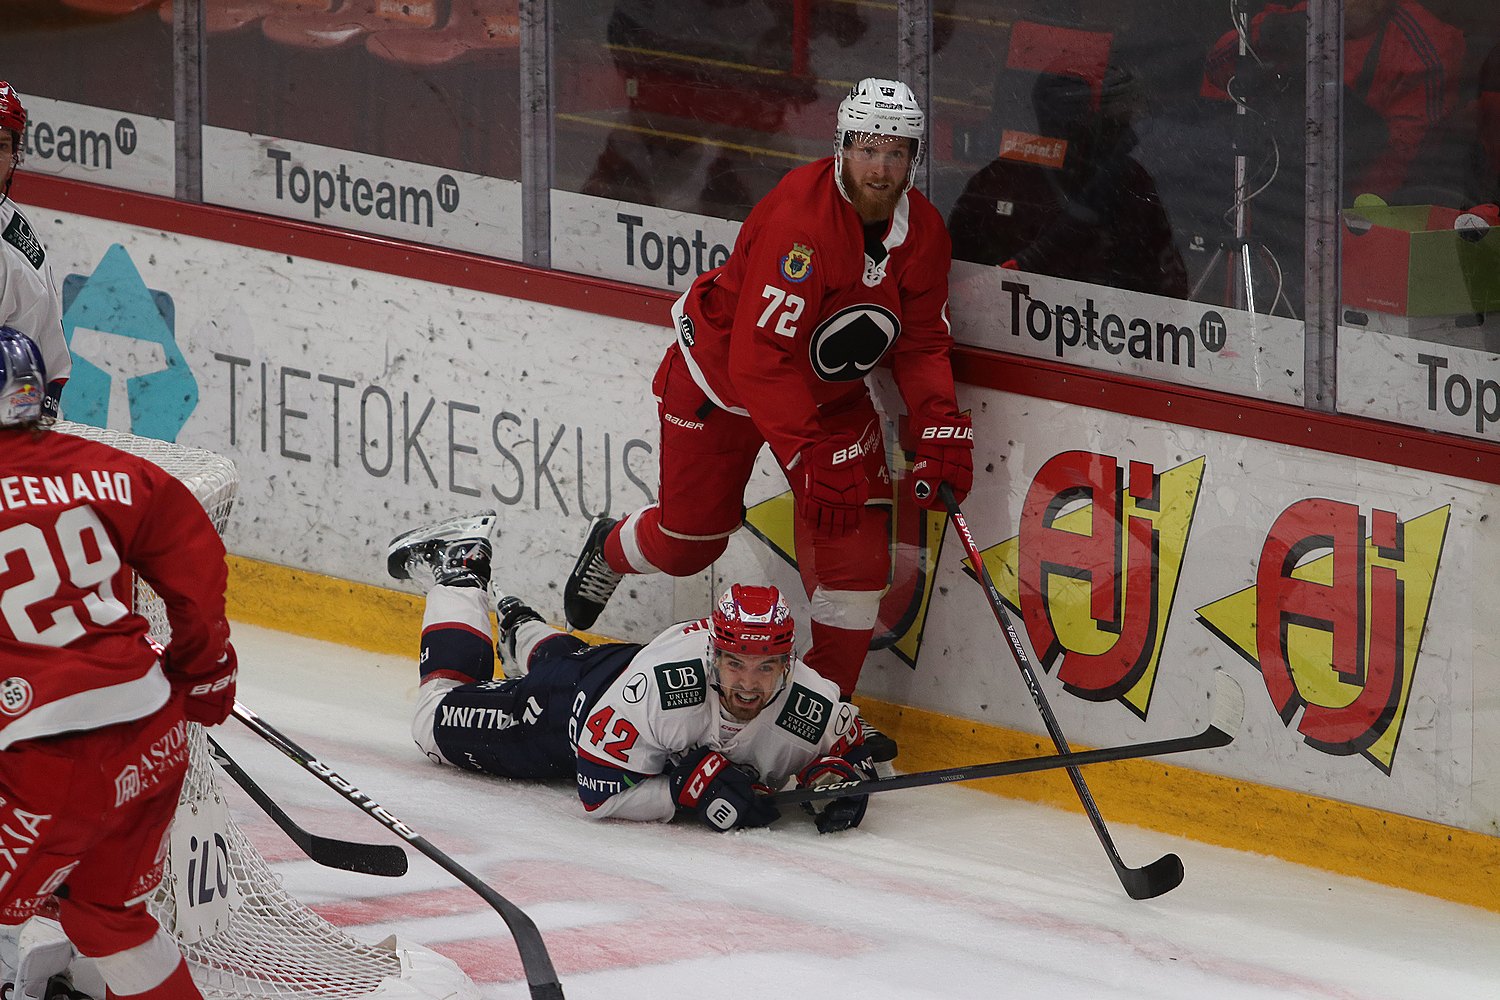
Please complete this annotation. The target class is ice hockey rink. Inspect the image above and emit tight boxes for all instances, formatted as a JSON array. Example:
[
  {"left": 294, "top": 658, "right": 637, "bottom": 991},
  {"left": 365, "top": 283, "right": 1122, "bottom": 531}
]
[{"left": 219, "top": 622, "right": 1500, "bottom": 1000}]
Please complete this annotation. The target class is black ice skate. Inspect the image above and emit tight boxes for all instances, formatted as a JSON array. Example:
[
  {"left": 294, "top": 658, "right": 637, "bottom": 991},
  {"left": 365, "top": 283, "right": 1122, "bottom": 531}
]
[
  {"left": 387, "top": 510, "right": 497, "bottom": 590},
  {"left": 495, "top": 593, "right": 545, "bottom": 670},
  {"left": 563, "top": 516, "right": 622, "bottom": 630}
]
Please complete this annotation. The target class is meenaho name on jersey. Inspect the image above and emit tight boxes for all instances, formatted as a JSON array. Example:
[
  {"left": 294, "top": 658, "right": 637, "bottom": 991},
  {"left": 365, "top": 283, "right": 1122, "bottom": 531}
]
[{"left": 0, "top": 469, "right": 136, "bottom": 510}]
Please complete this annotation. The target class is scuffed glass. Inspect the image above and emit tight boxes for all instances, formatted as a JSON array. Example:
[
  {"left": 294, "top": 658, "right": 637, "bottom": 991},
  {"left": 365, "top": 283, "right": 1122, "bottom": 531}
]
[
  {"left": 550, "top": 0, "right": 897, "bottom": 289},
  {"left": 934, "top": 2, "right": 1307, "bottom": 406},
  {"left": 1336, "top": 2, "right": 1497, "bottom": 439},
  {"left": 0, "top": 2, "right": 175, "bottom": 196},
  {"left": 204, "top": 1, "right": 525, "bottom": 259}
]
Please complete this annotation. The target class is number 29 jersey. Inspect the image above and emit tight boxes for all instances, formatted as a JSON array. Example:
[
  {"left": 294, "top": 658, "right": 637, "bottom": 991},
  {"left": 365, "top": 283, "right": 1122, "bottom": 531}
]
[
  {"left": 0, "top": 428, "right": 231, "bottom": 747},
  {"left": 572, "top": 618, "right": 860, "bottom": 822}
]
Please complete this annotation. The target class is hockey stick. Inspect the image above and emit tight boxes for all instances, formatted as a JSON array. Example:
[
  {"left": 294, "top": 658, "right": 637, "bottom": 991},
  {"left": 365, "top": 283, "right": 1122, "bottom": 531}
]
[
  {"left": 936, "top": 481, "right": 1187, "bottom": 900},
  {"left": 773, "top": 670, "right": 1243, "bottom": 807},
  {"left": 205, "top": 734, "right": 409, "bottom": 877},
  {"left": 231, "top": 703, "right": 566, "bottom": 1000}
]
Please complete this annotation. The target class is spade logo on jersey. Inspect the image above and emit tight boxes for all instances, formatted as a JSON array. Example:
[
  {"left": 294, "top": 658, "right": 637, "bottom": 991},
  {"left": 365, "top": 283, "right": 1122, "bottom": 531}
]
[
  {"left": 809, "top": 304, "right": 900, "bottom": 382},
  {"left": 963, "top": 452, "right": 1204, "bottom": 719},
  {"left": 1197, "top": 501, "right": 1447, "bottom": 773}
]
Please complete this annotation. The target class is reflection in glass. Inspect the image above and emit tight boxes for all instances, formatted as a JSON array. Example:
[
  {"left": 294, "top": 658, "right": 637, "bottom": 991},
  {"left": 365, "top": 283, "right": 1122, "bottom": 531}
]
[
  {"left": 0, "top": 3, "right": 173, "bottom": 120},
  {"left": 554, "top": 0, "right": 892, "bottom": 221},
  {"left": 207, "top": 1, "right": 522, "bottom": 178}
]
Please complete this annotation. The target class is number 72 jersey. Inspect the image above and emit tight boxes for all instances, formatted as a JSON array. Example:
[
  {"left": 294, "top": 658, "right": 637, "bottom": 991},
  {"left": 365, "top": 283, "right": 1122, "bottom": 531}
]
[
  {"left": 570, "top": 618, "right": 860, "bottom": 822},
  {"left": 674, "top": 156, "right": 960, "bottom": 469}
]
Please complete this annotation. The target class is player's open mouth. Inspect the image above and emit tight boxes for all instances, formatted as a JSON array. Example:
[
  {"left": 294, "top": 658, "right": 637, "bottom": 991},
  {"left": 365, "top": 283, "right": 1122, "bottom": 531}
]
[{"left": 731, "top": 691, "right": 763, "bottom": 706}]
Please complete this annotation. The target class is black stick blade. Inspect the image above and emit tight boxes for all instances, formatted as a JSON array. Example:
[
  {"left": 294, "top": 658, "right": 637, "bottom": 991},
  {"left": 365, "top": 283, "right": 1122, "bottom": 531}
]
[{"left": 1120, "top": 852, "right": 1185, "bottom": 900}]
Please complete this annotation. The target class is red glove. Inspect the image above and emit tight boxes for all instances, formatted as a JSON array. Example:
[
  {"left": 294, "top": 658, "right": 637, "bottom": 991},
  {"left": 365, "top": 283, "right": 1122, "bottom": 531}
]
[
  {"left": 795, "top": 439, "right": 869, "bottom": 538},
  {"left": 910, "top": 414, "right": 974, "bottom": 509},
  {"left": 174, "top": 642, "right": 239, "bottom": 726},
  {"left": 796, "top": 754, "right": 876, "bottom": 833}
]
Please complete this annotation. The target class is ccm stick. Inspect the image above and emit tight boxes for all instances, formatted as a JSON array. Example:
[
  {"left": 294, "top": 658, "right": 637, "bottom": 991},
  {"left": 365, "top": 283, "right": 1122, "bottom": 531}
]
[
  {"left": 932, "top": 480, "right": 1190, "bottom": 899},
  {"left": 232, "top": 702, "right": 566, "bottom": 1000},
  {"left": 205, "top": 734, "right": 409, "bottom": 877},
  {"left": 774, "top": 669, "right": 1242, "bottom": 807}
]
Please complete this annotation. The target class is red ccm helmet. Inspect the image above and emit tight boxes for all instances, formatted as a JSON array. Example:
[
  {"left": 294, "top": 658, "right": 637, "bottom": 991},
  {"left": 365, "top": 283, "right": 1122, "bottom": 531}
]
[
  {"left": 0, "top": 81, "right": 26, "bottom": 198},
  {"left": 0, "top": 82, "right": 25, "bottom": 136},
  {"left": 711, "top": 584, "right": 795, "bottom": 657}
]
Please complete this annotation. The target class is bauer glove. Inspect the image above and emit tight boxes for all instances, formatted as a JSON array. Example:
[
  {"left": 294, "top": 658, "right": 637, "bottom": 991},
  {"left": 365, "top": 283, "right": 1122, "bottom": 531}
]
[
  {"left": 796, "top": 754, "right": 876, "bottom": 833},
  {"left": 795, "top": 439, "right": 869, "bottom": 538},
  {"left": 668, "top": 747, "right": 780, "bottom": 832},
  {"left": 910, "top": 414, "right": 974, "bottom": 510},
  {"left": 173, "top": 641, "right": 239, "bottom": 726}
]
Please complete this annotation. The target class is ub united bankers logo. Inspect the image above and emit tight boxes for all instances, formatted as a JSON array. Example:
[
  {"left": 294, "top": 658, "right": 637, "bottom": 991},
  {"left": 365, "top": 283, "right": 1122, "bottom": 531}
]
[
  {"left": 780, "top": 243, "right": 814, "bottom": 283},
  {"left": 654, "top": 661, "right": 706, "bottom": 710},
  {"left": 774, "top": 685, "right": 832, "bottom": 743}
]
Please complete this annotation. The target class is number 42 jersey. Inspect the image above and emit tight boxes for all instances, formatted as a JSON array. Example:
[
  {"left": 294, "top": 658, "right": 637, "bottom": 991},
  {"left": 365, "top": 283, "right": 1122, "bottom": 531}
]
[{"left": 573, "top": 618, "right": 862, "bottom": 822}]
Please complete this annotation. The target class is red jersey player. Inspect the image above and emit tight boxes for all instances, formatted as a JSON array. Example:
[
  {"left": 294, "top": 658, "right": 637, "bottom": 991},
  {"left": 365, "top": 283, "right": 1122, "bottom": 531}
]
[
  {"left": 564, "top": 78, "right": 974, "bottom": 757},
  {"left": 0, "top": 327, "right": 236, "bottom": 1000}
]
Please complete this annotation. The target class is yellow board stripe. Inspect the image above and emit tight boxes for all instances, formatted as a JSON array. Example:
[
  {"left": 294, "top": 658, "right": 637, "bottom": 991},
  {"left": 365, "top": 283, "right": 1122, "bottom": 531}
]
[{"left": 226, "top": 554, "right": 1500, "bottom": 912}]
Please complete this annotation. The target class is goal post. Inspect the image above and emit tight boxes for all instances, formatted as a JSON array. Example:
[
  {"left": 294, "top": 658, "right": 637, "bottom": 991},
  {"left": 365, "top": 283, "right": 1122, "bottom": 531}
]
[{"left": 50, "top": 421, "right": 478, "bottom": 1000}]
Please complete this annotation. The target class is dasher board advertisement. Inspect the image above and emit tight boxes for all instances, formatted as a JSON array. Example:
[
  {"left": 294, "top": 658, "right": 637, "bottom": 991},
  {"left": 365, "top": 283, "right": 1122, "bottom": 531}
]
[
  {"left": 950, "top": 261, "right": 1305, "bottom": 404},
  {"left": 17, "top": 95, "right": 174, "bottom": 197},
  {"left": 38, "top": 208, "right": 668, "bottom": 636},
  {"left": 203, "top": 127, "right": 523, "bottom": 262}
]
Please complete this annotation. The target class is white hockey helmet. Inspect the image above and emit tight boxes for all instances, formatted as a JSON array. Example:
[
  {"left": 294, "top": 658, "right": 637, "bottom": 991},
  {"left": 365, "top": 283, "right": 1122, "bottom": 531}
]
[
  {"left": 835, "top": 77, "right": 925, "bottom": 194},
  {"left": 0, "top": 326, "right": 46, "bottom": 428}
]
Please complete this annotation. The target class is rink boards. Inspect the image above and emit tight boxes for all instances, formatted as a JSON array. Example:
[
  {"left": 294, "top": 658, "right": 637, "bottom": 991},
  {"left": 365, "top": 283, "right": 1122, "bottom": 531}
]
[{"left": 23, "top": 181, "right": 1500, "bottom": 912}]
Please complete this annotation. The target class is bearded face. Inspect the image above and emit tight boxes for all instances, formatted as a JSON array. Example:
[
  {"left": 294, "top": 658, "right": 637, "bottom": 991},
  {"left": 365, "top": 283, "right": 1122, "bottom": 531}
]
[{"left": 839, "top": 134, "right": 914, "bottom": 223}]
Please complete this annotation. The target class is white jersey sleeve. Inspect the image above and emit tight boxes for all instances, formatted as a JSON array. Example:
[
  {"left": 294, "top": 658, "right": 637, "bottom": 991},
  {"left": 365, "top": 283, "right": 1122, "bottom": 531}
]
[
  {"left": 573, "top": 619, "right": 861, "bottom": 823},
  {"left": 0, "top": 200, "right": 69, "bottom": 389}
]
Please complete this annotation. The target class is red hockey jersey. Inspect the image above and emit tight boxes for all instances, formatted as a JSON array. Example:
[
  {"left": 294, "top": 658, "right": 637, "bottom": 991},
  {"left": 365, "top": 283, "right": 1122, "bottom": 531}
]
[
  {"left": 676, "top": 157, "right": 961, "bottom": 467},
  {"left": 0, "top": 427, "right": 231, "bottom": 748}
]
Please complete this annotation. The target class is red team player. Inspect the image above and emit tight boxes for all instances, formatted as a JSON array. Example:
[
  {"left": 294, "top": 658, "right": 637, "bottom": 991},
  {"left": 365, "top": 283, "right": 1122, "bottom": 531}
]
[
  {"left": 564, "top": 79, "right": 975, "bottom": 748},
  {"left": 0, "top": 328, "right": 237, "bottom": 1000}
]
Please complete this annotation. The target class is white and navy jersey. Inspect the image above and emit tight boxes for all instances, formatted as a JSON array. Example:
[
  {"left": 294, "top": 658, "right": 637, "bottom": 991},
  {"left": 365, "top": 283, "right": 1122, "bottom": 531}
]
[
  {"left": 574, "top": 618, "right": 861, "bottom": 822},
  {"left": 0, "top": 199, "right": 69, "bottom": 398}
]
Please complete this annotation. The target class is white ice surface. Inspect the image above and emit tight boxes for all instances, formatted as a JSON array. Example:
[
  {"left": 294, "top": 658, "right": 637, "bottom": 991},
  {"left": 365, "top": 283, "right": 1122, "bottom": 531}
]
[{"left": 218, "top": 622, "right": 1500, "bottom": 1000}]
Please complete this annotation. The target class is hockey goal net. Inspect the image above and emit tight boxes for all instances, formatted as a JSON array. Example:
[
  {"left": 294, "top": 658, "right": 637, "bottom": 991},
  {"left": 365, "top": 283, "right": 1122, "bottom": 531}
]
[{"left": 52, "top": 422, "right": 476, "bottom": 1000}]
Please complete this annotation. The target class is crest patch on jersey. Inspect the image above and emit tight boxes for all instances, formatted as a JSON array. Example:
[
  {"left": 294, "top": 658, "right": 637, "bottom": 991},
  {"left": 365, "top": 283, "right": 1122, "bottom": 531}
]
[
  {"left": 779, "top": 243, "right": 814, "bottom": 283},
  {"left": 0, "top": 677, "right": 34, "bottom": 717},
  {"left": 3, "top": 213, "right": 44, "bottom": 270},
  {"left": 654, "top": 660, "right": 706, "bottom": 710},
  {"left": 678, "top": 312, "right": 695, "bottom": 346},
  {"left": 774, "top": 684, "right": 833, "bottom": 743}
]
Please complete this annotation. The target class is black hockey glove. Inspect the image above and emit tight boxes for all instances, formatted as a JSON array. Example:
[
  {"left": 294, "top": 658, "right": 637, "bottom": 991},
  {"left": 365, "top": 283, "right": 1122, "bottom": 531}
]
[
  {"left": 668, "top": 747, "right": 780, "bottom": 832},
  {"left": 796, "top": 754, "right": 876, "bottom": 834}
]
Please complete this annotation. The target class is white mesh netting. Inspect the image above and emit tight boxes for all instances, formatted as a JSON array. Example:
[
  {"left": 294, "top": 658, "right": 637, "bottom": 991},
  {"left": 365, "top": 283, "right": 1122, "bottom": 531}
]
[{"left": 52, "top": 422, "right": 475, "bottom": 1000}]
